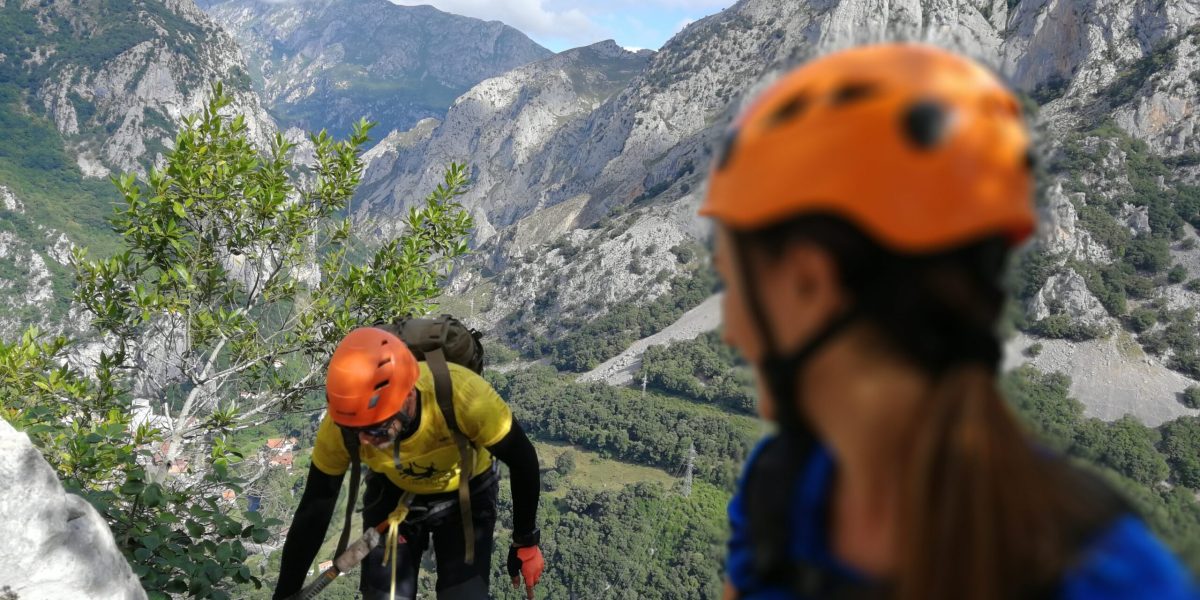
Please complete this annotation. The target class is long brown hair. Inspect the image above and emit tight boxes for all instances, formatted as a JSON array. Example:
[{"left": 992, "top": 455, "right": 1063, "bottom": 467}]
[{"left": 747, "top": 215, "right": 1118, "bottom": 600}]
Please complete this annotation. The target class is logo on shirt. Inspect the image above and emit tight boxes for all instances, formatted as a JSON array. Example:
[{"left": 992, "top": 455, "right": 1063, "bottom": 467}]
[{"left": 399, "top": 461, "right": 448, "bottom": 481}]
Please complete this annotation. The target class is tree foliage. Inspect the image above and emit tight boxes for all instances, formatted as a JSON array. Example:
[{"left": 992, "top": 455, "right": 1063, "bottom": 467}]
[
  {"left": 0, "top": 329, "right": 275, "bottom": 599},
  {"left": 73, "top": 84, "right": 474, "bottom": 469},
  {"left": 488, "top": 482, "right": 728, "bottom": 599},
  {"left": 4, "top": 85, "right": 475, "bottom": 597},
  {"left": 1002, "top": 366, "right": 1200, "bottom": 568},
  {"left": 488, "top": 365, "right": 754, "bottom": 488},
  {"left": 638, "top": 331, "right": 756, "bottom": 415}
]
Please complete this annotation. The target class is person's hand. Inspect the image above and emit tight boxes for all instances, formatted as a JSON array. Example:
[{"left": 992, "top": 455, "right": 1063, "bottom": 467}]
[{"left": 507, "top": 544, "right": 544, "bottom": 599}]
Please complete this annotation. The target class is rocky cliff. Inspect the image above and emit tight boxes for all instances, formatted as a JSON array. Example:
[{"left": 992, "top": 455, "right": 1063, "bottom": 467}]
[
  {"left": 0, "top": 0, "right": 274, "bottom": 176},
  {"left": 358, "top": 40, "right": 653, "bottom": 241},
  {"left": 367, "top": 0, "right": 1200, "bottom": 424},
  {"left": 201, "top": 0, "right": 553, "bottom": 138}
]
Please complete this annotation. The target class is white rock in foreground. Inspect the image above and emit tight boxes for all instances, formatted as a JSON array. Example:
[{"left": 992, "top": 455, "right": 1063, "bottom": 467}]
[{"left": 0, "top": 419, "right": 146, "bottom": 600}]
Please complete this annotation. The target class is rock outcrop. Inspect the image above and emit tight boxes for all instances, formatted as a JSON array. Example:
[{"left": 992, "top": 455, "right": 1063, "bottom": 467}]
[
  {"left": 6, "top": 0, "right": 274, "bottom": 175},
  {"left": 1037, "top": 182, "right": 1112, "bottom": 264},
  {"left": 0, "top": 419, "right": 146, "bottom": 600},
  {"left": 1029, "top": 269, "right": 1113, "bottom": 331}
]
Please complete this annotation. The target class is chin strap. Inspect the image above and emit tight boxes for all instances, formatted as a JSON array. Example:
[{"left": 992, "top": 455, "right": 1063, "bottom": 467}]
[
  {"left": 730, "top": 230, "right": 860, "bottom": 435},
  {"left": 759, "top": 309, "right": 860, "bottom": 435}
]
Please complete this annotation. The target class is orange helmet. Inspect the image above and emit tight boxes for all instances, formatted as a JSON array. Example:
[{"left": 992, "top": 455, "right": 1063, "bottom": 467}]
[
  {"left": 700, "top": 43, "right": 1035, "bottom": 252},
  {"left": 326, "top": 327, "right": 420, "bottom": 427}
]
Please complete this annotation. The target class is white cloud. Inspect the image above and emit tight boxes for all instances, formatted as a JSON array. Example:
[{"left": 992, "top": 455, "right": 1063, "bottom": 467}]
[{"left": 389, "top": 0, "right": 607, "bottom": 46}]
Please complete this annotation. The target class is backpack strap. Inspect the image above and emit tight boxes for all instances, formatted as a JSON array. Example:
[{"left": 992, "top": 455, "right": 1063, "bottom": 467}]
[
  {"left": 426, "top": 343, "right": 478, "bottom": 565},
  {"left": 335, "top": 427, "right": 362, "bottom": 558}
]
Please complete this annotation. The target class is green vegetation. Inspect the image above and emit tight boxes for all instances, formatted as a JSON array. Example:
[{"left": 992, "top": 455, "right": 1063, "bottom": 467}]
[
  {"left": 0, "top": 84, "right": 123, "bottom": 256},
  {"left": 1, "top": 330, "right": 278, "bottom": 599},
  {"left": 1182, "top": 386, "right": 1200, "bottom": 410},
  {"left": 506, "top": 268, "right": 719, "bottom": 372},
  {"left": 1029, "top": 314, "right": 1105, "bottom": 341},
  {"left": 1002, "top": 366, "right": 1200, "bottom": 567},
  {"left": 1169, "top": 264, "right": 1190, "bottom": 284},
  {"left": 490, "top": 481, "right": 727, "bottom": 599},
  {"left": 1160, "top": 417, "right": 1200, "bottom": 489},
  {"left": 535, "top": 443, "right": 676, "bottom": 499},
  {"left": 1043, "top": 120, "right": 1200, "bottom": 373},
  {"left": 488, "top": 365, "right": 758, "bottom": 489},
  {"left": 4, "top": 88, "right": 474, "bottom": 598},
  {"left": 638, "top": 331, "right": 756, "bottom": 415}
]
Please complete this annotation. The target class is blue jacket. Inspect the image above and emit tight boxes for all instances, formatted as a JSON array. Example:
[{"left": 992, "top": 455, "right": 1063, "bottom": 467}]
[{"left": 727, "top": 437, "right": 1199, "bottom": 599}]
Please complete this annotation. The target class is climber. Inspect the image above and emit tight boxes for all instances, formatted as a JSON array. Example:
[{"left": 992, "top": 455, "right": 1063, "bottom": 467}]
[
  {"left": 700, "top": 44, "right": 1198, "bottom": 599},
  {"left": 273, "top": 327, "right": 544, "bottom": 600}
]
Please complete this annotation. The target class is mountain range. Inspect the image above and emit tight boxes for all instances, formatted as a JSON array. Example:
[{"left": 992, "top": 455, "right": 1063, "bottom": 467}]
[{"left": 0, "top": 0, "right": 1197, "bottom": 457}]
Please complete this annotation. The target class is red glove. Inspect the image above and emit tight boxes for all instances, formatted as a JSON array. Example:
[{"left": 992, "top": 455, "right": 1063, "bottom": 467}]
[{"left": 507, "top": 545, "right": 544, "bottom": 598}]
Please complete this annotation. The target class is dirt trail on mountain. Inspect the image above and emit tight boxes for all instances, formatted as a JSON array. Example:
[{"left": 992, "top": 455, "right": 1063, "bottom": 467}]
[{"left": 578, "top": 294, "right": 723, "bottom": 386}]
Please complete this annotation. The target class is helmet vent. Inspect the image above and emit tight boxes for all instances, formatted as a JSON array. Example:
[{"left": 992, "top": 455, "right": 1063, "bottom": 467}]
[
  {"left": 830, "top": 82, "right": 877, "bottom": 106},
  {"left": 902, "top": 101, "right": 948, "bottom": 149},
  {"left": 715, "top": 128, "right": 739, "bottom": 171},
  {"left": 766, "top": 95, "right": 809, "bottom": 128},
  {"left": 374, "top": 380, "right": 389, "bottom": 391},
  {"left": 377, "top": 358, "right": 392, "bottom": 367}
]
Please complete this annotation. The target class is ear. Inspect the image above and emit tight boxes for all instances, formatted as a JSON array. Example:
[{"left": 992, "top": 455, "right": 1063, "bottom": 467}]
[{"left": 758, "top": 242, "right": 846, "bottom": 352}]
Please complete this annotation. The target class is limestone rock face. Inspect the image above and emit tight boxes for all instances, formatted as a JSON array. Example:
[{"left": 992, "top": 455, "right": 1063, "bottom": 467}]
[
  {"left": 202, "top": 0, "right": 552, "bottom": 138},
  {"left": 0, "top": 186, "right": 74, "bottom": 340},
  {"left": 0, "top": 419, "right": 146, "bottom": 600},
  {"left": 357, "top": 40, "right": 653, "bottom": 242},
  {"left": 10, "top": 0, "right": 275, "bottom": 176},
  {"left": 1038, "top": 182, "right": 1112, "bottom": 264},
  {"left": 368, "top": 0, "right": 1199, "bottom": 348},
  {"left": 1030, "top": 269, "right": 1113, "bottom": 330}
]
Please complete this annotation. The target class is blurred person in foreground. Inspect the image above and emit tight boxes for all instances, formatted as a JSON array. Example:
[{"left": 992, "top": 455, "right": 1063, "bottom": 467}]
[{"left": 701, "top": 44, "right": 1199, "bottom": 600}]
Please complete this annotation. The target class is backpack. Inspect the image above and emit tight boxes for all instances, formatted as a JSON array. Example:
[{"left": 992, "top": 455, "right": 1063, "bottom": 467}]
[{"left": 334, "top": 315, "right": 486, "bottom": 564}]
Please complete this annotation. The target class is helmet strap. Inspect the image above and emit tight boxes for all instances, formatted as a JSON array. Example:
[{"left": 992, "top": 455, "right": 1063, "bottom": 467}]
[{"left": 730, "top": 230, "right": 859, "bottom": 436}]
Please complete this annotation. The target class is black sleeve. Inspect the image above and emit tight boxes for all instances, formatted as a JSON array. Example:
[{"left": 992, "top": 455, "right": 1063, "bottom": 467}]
[
  {"left": 272, "top": 463, "right": 344, "bottom": 599},
  {"left": 487, "top": 419, "right": 540, "bottom": 539}
]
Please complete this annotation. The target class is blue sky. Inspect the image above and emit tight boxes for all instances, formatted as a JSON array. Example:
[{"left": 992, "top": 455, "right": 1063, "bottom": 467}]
[{"left": 388, "top": 0, "right": 738, "bottom": 52}]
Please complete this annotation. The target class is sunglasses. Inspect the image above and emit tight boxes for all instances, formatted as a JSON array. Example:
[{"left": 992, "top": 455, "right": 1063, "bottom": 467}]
[{"left": 340, "top": 420, "right": 395, "bottom": 439}]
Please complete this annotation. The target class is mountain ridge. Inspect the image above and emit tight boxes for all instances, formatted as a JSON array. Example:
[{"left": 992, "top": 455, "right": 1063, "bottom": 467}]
[{"left": 202, "top": 0, "right": 554, "bottom": 137}]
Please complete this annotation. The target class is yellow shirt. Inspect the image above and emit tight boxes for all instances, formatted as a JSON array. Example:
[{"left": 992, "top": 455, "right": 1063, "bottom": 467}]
[{"left": 311, "top": 362, "right": 513, "bottom": 494}]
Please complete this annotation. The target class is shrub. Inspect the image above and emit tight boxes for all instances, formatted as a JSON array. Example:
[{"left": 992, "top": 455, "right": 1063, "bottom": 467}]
[
  {"left": 1169, "top": 264, "right": 1189, "bottom": 284},
  {"left": 1183, "top": 386, "right": 1200, "bottom": 410},
  {"left": 1129, "top": 308, "right": 1159, "bottom": 333}
]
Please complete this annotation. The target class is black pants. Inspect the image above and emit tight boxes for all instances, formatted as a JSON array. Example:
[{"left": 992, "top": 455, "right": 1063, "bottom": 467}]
[{"left": 359, "top": 469, "right": 499, "bottom": 600}]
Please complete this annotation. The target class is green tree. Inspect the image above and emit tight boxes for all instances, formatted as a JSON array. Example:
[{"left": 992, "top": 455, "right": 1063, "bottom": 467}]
[
  {"left": 1182, "top": 385, "right": 1200, "bottom": 410},
  {"left": 555, "top": 450, "right": 577, "bottom": 475},
  {"left": 1160, "top": 416, "right": 1200, "bottom": 490},
  {"left": 73, "top": 84, "right": 474, "bottom": 470},
  {"left": 3, "top": 84, "right": 475, "bottom": 598}
]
